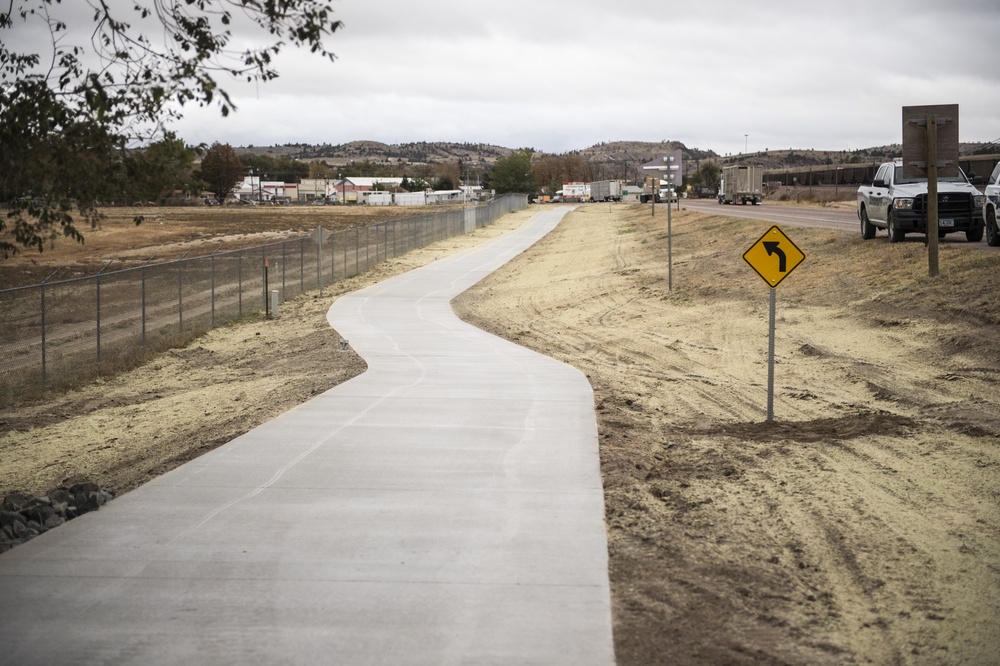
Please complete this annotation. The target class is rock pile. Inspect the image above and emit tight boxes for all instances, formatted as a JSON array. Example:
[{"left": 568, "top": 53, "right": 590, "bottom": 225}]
[{"left": 0, "top": 482, "right": 115, "bottom": 554}]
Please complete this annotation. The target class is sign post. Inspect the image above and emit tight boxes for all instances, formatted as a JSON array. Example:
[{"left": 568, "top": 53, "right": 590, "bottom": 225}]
[
  {"left": 742, "top": 226, "right": 805, "bottom": 421},
  {"left": 643, "top": 150, "right": 684, "bottom": 291},
  {"left": 902, "top": 104, "right": 959, "bottom": 278}
]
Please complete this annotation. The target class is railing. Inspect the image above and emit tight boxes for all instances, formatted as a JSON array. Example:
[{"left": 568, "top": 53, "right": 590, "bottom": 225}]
[{"left": 0, "top": 195, "right": 528, "bottom": 398}]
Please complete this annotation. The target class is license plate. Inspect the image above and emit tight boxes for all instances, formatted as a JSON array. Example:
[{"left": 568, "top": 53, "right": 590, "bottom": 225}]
[{"left": 940, "top": 219, "right": 954, "bottom": 227}]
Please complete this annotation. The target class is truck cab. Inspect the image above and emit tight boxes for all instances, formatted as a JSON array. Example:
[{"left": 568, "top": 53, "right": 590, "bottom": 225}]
[{"left": 857, "top": 160, "right": 986, "bottom": 243}]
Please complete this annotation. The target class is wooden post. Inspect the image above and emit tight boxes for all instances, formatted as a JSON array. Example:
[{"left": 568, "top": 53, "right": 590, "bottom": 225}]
[{"left": 927, "top": 114, "right": 939, "bottom": 277}]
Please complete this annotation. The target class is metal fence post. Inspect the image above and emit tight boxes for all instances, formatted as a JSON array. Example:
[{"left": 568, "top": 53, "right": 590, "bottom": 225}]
[
  {"left": 237, "top": 251, "right": 243, "bottom": 318},
  {"left": 141, "top": 265, "right": 147, "bottom": 343},
  {"left": 263, "top": 247, "right": 270, "bottom": 311},
  {"left": 211, "top": 254, "right": 216, "bottom": 328},
  {"left": 177, "top": 261, "right": 183, "bottom": 331},
  {"left": 96, "top": 274, "right": 102, "bottom": 363},
  {"left": 40, "top": 283, "right": 47, "bottom": 383}
]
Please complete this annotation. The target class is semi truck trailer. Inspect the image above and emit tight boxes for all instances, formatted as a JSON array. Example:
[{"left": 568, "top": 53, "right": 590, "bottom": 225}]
[{"left": 718, "top": 165, "right": 763, "bottom": 205}]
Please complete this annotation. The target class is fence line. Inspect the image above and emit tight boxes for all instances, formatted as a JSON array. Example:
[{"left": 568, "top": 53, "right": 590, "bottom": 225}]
[{"left": 1, "top": 195, "right": 528, "bottom": 397}]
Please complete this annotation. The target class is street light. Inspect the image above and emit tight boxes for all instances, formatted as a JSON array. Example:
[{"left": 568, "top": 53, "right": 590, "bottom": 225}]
[{"left": 745, "top": 134, "right": 749, "bottom": 154}]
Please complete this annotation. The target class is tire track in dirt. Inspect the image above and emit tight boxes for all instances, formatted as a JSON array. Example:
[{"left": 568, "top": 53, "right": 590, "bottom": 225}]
[{"left": 454, "top": 203, "right": 1000, "bottom": 665}]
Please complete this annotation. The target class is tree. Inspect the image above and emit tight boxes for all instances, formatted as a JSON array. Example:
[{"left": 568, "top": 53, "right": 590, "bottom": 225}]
[
  {"left": 693, "top": 162, "right": 721, "bottom": 189},
  {"left": 126, "top": 133, "right": 200, "bottom": 204},
  {"left": 0, "top": 1, "right": 342, "bottom": 257},
  {"left": 431, "top": 161, "right": 460, "bottom": 191},
  {"left": 488, "top": 149, "right": 536, "bottom": 195},
  {"left": 273, "top": 157, "right": 309, "bottom": 183},
  {"left": 199, "top": 143, "right": 244, "bottom": 203},
  {"left": 400, "top": 176, "right": 429, "bottom": 192}
]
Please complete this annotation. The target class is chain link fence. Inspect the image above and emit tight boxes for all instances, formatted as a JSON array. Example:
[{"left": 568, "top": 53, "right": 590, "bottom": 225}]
[{"left": 1, "top": 195, "right": 528, "bottom": 399}]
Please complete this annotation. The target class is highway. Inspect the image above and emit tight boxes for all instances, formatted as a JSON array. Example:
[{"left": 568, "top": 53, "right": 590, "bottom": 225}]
[
  {"left": 683, "top": 198, "right": 993, "bottom": 247},
  {"left": 683, "top": 198, "right": 858, "bottom": 232}
]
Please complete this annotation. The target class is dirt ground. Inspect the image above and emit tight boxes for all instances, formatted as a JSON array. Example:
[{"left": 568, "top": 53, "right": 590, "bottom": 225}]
[
  {"left": 0, "top": 204, "right": 429, "bottom": 287},
  {"left": 3, "top": 203, "right": 1000, "bottom": 665}
]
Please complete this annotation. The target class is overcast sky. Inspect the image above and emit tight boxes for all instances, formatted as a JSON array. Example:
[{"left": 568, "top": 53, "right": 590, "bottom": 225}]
[{"left": 15, "top": 0, "right": 1000, "bottom": 156}]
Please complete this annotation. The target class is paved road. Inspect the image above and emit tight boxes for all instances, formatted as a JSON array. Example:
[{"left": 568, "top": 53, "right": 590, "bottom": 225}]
[
  {"left": 0, "top": 206, "right": 615, "bottom": 665},
  {"left": 684, "top": 198, "right": 858, "bottom": 232},
  {"left": 684, "top": 198, "right": 992, "bottom": 247}
]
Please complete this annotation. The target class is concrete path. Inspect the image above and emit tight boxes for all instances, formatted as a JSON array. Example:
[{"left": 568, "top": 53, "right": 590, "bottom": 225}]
[{"left": 0, "top": 207, "right": 615, "bottom": 665}]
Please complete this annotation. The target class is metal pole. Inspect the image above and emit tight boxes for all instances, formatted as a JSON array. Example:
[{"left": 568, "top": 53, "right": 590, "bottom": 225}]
[
  {"left": 168, "top": 251, "right": 190, "bottom": 331},
  {"left": 179, "top": 262, "right": 184, "bottom": 330},
  {"left": 237, "top": 251, "right": 242, "bottom": 318},
  {"left": 40, "top": 283, "right": 47, "bottom": 383},
  {"left": 96, "top": 275, "right": 101, "bottom": 363},
  {"left": 317, "top": 243, "right": 323, "bottom": 296},
  {"left": 767, "top": 288, "right": 776, "bottom": 422},
  {"left": 211, "top": 255, "right": 216, "bottom": 327},
  {"left": 667, "top": 201, "right": 673, "bottom": 292},
  {"left": 141, "top": 266, "right": 147, "bottom": 343}
]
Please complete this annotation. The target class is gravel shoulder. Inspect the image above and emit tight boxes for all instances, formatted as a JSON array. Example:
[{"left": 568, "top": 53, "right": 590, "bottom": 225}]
[{"left": 3, "top": 203, "right": 1000, "bottom": 664}]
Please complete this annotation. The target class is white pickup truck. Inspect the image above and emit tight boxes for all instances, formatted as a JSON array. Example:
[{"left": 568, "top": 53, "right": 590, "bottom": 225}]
[
  {"left": 857, "top": 160, "right": 986, "bottom": 243},
  {"left": 984, "top": 161, "right": 1000, "bottom": 246}
]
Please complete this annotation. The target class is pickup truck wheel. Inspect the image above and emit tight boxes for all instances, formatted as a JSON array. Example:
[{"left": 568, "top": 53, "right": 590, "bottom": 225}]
[
  {"left": 967, "top": 224, "right": 984, "bottom": 243},
  {"left": 987, "top": 209, "right": 1000, "bottom": 246},
  {"left": 860, "top": 207, "right": 876, "bottom": 240},
  {"left": 887, "top": 212, "right": 905, "bottom": 243}
]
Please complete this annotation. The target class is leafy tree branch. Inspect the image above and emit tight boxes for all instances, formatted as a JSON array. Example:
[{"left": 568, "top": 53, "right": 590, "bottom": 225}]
[{"left": 0, "top": 0, "right": 343, "bottom": 257}]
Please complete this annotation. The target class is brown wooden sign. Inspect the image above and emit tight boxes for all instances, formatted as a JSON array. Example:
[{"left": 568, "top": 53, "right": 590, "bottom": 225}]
[{"left": 902, "top": 104, "right": 959, "bottom": 179}]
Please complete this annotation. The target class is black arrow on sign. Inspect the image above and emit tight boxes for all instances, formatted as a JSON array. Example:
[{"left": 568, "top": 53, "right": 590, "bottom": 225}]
[{"left": 763, "top": 241, "right": 787, "bottom": 272}]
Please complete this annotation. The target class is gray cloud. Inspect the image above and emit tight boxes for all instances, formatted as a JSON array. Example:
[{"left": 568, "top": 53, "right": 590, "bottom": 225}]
[{"left": 43, "top": 0, "right": 996, "bottom": 154}]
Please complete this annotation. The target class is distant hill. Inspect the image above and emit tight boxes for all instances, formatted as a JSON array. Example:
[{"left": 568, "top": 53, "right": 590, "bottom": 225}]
[
  {"left": 235, "top": 141, "right": 514, "bottom": 167},
  {"left": 573, "top": 140, "right": 718, "bottom": 164},
  {"left": 233, "top": 139, "right": 998, "bottom": 172}
]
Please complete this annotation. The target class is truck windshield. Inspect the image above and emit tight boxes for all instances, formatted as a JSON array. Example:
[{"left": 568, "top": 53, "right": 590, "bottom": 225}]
[{"left": 893, "top": 165, "right": 967, "bottom": 184}]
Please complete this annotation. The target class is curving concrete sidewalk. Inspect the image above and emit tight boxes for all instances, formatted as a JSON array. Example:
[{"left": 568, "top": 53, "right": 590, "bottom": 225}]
[{"left": 0, "top": 206, "right": 615, "bottom": 665}]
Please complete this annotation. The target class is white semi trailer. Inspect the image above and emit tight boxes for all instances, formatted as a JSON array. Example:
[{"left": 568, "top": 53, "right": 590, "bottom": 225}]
[
  {"left": 590, "top": 180, "right": 623, "bottom": 202},
  {"left": 718, "top": 166, "right": 763, "bottom": 205}
]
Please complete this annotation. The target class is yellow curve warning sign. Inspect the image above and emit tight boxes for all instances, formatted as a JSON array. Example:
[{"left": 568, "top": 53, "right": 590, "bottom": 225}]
[{"left": 742, "top": 226, "right": 805, "bottom": 288}]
